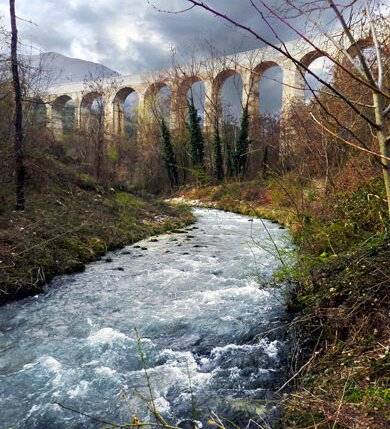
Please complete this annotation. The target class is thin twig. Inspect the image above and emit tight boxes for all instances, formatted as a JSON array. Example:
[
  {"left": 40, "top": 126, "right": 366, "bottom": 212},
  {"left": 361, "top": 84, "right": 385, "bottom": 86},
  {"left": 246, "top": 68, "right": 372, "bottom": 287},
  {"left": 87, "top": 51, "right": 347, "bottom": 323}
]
[
  {"left": 310, "top": 113, "right": 390, "bottom": 161},
  {"left": 275, "top": 353, "right": 318, "bottom": 393}
]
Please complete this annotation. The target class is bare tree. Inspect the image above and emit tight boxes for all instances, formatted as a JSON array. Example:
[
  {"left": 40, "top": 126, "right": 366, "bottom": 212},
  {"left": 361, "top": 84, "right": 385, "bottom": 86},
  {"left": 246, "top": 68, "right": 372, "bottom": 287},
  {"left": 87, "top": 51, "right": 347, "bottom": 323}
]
[
  {"left": 9, "top": 0, "right": 25, "bottom": 210},
  {"left": 80, "top": 73, "right": 121, "bottom": 182},
  {"left": 180, "top": 0, "right": 390, "bottom": 214}
]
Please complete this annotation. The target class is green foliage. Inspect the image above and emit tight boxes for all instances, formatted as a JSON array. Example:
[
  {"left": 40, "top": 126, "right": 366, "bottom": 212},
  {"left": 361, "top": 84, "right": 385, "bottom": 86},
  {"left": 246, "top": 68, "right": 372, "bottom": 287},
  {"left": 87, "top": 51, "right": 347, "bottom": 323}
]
[
  {"left": 212, "top": 118, "right": 224, "bottom": 182},
  {"left": 280, "top": 181, "right": 390, "bottom": 428},
  {"left": 77, "top": 173, "right": 101, "bottom": 191},
  {"left": 297, "top": 178, "right": 388, "bottom": 255},
  {"left": 345, "top": 385, "right": 390, "bottom": 408},
  {"left": 107, "top": 145, "right": 119, "bottom": 163},
  {"left": 160, "top": 119, "right": 179, "bottom": 188},
  {"left": 189, "top": 166, "right": 213, "bottom": 185},
  {"left": 267, "top": 173, "right": 309, "bottom": 209},
  {"left": 186, "top": 97, "right": 204, "bottom": 167},
  {"left": 306, "top": 190, "right": 317, "bottom": 202},
  {"left": 234, "top": 105, "right": 251, "bottom": 176},
  {"left": 114, "top": 192, "right": 140, "bottom": 205}
]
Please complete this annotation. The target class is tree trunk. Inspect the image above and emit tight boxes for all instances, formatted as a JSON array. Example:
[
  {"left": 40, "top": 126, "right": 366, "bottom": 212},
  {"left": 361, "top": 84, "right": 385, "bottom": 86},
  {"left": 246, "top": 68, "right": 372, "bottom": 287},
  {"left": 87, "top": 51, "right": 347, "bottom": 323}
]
[
  {"left": 10, "top": 0, "right": 25, "bottom": 210},
  {"left": 372, "top": 92, "right": 390, "bottom": 216}
]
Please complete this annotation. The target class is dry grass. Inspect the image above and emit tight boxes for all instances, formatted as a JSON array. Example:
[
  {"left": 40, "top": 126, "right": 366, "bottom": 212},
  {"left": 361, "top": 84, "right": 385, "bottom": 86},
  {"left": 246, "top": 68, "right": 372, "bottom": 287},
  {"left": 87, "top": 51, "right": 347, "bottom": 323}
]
[
  {"left": 176, "top": 174, "right": 389, "bottom": 429},
  {"left": 0, "top": 163, "right": 194, "bottom": 304}
]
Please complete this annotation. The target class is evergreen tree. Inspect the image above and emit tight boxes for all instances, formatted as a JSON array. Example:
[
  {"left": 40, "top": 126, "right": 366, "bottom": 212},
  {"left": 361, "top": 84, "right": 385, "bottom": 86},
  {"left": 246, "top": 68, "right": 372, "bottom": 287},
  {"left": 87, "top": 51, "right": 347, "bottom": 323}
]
[
  {"left": 187, "top": 97, "right": 204, "bottom": 167},
  {"left": 225, "top": 139, "right": 234, "bottom": 178},
  {"left": 234, "top": 105, "right": 251, "bottom": 176},
  {"left": 222, "top": 123, "right": 234, "bottom": 178},
  {"left": 212, "top": 117, "right": 224, "bottom": 182},
  {"left": 160, "top": 119, "right": 179, "bottom": 188}
]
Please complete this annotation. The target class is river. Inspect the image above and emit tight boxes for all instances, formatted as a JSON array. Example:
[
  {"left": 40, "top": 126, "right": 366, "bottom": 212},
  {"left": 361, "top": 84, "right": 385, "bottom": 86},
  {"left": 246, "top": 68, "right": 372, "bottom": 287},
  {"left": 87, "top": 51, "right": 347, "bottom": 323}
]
[{"left": 0, "top": 208, "right": 292, "bottom": 428}]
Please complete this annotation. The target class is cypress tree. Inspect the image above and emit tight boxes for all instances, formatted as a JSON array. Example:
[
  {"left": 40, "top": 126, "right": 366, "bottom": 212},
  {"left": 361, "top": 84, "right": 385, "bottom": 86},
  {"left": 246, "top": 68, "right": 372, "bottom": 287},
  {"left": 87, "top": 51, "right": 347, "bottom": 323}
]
[
  {"left": 213, "top": 118, "right": 224, "bottom": 182},
  {"left": 160, "top": 119, "right": 179, "bottom": 188},
  {"left": 234, "top": 105, "right": 251, "bottom": 176},
  {"left": 187, "top": 97, "right": 204, "bottom": 167},
  {"left": 223, "top": 125, "right": 234, "bottom": 178}
]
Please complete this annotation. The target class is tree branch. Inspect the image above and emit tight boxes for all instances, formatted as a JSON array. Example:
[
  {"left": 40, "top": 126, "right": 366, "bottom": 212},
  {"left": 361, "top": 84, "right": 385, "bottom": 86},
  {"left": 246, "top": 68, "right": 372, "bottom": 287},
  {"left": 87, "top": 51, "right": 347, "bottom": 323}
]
[
  {"left": 185, "top": 0, "right": 382, "bottom": 130},
  {"left": 310, "top": 112, "right": 390, "bottom": 161},
  {"left": 327, "top": 0, "right": 376, "bottom": 88},
  {"left": 365, "top": 1, "right": 384, "bottom": 89},
  {"left": 258, "top": 0, "right": 388, "bottom": 98},
  {"left": 147, "top": 1, "right": 195, "bottom": 14}
]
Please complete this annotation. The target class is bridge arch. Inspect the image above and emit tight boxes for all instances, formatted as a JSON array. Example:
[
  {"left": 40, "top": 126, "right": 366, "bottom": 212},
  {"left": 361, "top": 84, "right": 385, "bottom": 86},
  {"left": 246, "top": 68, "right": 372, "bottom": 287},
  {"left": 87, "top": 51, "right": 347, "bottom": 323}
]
[
  {"left": 175, "top": 76, "right": 206, "bottom": 129},
  {"left": 81, "top": 91, "right": 102, "bottom": 109},
  {"left": 214, "top": 69, "right": 240, "bottom": 115},
  {"left": 214, "top": 69, "right": 238, "bottom": 91},
  {"left": 112, "top": 87, "right": 139, "bottom": 137},
  {"left": 144, "top": 81, "right": 172, "bottom": 123},
  {"left": 299, "top": 50, "right": 325, "bottom": 70},
  {"left": 30, "top": 97, "right": 47, "bottom": 127},
  {"left": 80, "top": 91, "right": 104, "bottom": 131},
  {"left": 328, "top": 36, "right": 375, "bottom": 102},
  {"left": 214, "top": 69, "right": 243, "bottom": 126},
  {"left": 251, "top": 61, "right": 283, "bottom": 116},
  {"left": 245, "top": 62, "right": 284, "bottom": 177},
  {"left": 297, "top": 50, "right": 334, "bottom": 102},
  {"left": 51, "top": 95, "right": 74, "bottom": 137},
  {"left": 178, "top": 76, "right": 202, "bottom": 98},
  {"left": 343, "top": 37, "right": 376, "bottom": 79},
  {"left": 346, "top": 37, "right": 373, "bottom": 58}
]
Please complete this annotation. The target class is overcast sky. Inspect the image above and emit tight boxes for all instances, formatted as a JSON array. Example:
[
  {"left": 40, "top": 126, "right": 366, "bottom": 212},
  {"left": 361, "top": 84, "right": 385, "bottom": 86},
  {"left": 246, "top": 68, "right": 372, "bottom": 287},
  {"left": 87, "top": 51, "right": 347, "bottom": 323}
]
[
  {"left": 0, "top": 0, "right": 326, "bottom": 75},
  {"left": 0, "top": 0, "right": 375, "bottom": 116}
]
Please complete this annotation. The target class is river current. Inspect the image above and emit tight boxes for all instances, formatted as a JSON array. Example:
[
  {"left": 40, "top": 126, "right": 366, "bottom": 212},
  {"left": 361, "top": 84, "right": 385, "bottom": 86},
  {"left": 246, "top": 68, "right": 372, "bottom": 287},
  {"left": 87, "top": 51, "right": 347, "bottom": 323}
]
[{"left": 0, "top": 208, "right": 292, "bottom": 428}]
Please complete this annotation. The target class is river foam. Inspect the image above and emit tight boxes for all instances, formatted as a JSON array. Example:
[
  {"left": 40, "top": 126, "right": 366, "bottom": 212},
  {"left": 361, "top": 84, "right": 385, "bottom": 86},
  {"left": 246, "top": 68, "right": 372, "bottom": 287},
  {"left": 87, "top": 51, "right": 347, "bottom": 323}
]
[{"left": 0, "top": 208, "right": 292, "bottom": 428}]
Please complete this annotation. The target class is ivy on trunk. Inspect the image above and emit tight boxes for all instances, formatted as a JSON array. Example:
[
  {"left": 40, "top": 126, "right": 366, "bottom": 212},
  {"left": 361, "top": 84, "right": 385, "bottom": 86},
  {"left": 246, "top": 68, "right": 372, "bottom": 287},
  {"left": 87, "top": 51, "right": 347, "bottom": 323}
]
[
  {"left": 234, "top": 105, "right": 251, "bottom": 176},
  {"left": 187, "top": 97, "right": 204, "bottom": 168},
  {"left": 160, "top": 119, "right": 179, "bottom": 188}
]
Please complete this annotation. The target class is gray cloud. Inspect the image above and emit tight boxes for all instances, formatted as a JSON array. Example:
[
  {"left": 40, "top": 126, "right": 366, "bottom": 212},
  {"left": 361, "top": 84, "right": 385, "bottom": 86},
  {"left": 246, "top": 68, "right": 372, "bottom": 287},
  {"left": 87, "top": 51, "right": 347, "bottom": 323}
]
[
  {"left": 0, "top": 0, "right": 306, "bottom": 75},
  {"left": 0, "top": 0, "right": 368, "bottom": 76},
  {"left": 0, "top": 0, "right": 362, "bottom": 117}
]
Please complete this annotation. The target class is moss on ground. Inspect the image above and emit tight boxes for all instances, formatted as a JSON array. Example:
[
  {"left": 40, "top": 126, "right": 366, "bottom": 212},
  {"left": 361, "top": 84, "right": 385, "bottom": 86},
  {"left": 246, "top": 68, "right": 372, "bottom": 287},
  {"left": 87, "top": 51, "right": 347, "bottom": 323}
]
[{"left": 0, "top": 174, "right": 194, "bottom": 305}]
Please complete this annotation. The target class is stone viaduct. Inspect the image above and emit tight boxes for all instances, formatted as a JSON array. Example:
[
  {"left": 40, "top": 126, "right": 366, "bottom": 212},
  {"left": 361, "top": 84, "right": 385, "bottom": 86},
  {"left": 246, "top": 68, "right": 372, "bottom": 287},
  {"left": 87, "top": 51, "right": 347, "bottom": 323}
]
[{"left": 41, "top": 31, "right": 371, "bottom": 140}]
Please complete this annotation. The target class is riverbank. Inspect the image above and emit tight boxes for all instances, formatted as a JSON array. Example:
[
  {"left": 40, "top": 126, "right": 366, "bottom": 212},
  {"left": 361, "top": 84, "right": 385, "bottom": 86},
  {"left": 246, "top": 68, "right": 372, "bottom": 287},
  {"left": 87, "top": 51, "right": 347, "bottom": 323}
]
[
  {"left": 176, "top": 178, "right": 389, "bottom": 428},
  {"left": 175, "top": 181, "right": 293, "bottom": 226},
  {"left": 0, "top": 175, "right": 194, "bottom": 305},
  {"left": 0, "top": 208, "right": 291, "bottom": 429}
]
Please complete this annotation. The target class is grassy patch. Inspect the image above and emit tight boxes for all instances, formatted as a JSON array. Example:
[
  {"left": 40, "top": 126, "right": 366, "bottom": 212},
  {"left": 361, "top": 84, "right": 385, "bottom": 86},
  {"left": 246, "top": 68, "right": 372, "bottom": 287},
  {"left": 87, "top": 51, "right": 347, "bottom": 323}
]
[
  {"left": 178, "top": 180, "right": 293, "bottom": 225},
  {"left": 0, "top": 169, "right": 194, "bottom": 305}
]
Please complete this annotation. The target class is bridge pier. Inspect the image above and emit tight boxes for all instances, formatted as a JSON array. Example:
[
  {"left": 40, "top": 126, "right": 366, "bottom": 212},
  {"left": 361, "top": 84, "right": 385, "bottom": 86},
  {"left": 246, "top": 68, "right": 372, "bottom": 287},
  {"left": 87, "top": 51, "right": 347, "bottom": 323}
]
[
  {"left": 280, "top": 60, "right": 305, "bottom": 160},
  {"left": 103, "top": 95, "right": 115, "bottom": 137},
  {"left": 203, "top": 78, "right": 217, "bottom": 136},
  {"left": 44, "top": 30, "right": 370, "bottom": 162},
  {"left": 241, "top": 68, "right": 261, "bottom": 143},
  {"left": 73, "top": 98, "right": 81, "bottom": 131},
  {"left": 46, "top": 103, "right": 63, "bottom": 140}
]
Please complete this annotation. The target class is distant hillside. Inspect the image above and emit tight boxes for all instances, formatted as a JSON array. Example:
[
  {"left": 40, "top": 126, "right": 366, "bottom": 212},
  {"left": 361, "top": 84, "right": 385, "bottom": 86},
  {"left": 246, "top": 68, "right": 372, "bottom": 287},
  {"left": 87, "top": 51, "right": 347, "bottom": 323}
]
[{"left": 23, "top": 52, "right": 120, "bottom": 85}]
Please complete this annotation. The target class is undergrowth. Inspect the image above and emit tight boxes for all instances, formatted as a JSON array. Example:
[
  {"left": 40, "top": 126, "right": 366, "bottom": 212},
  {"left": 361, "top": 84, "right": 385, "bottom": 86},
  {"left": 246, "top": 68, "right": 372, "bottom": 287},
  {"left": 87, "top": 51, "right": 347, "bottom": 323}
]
[
  {"left": 178, "top": 174, "right": 390, "bottom": 428},
  {"left": 282, "top": 180, "right": 389, "bottom": 429},
  {"left": 0, "top": 159, "right": 194, "bottom": 305}
]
